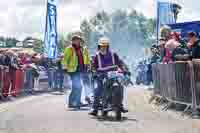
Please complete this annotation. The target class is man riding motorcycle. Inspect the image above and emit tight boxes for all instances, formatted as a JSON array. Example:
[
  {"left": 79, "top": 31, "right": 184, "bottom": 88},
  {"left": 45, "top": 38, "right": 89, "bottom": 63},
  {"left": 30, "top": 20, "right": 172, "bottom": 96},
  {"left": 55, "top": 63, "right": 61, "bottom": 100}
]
[{"left": 89, "top": 37, "right": 129, "bottom": 116}]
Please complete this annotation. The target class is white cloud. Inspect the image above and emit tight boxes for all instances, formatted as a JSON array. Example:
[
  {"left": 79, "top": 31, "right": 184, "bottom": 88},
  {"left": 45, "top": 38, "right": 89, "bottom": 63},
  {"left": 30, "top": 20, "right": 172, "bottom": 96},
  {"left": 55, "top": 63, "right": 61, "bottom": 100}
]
[{"left": 0, "top": 0, "right": 199, "bottom": 39}]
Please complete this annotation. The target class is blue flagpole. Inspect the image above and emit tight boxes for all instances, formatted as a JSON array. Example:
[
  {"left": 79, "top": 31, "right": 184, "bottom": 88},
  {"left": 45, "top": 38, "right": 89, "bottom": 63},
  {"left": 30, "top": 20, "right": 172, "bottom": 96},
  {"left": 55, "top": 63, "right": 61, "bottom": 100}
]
[
  {"left": 156, "top": 0, "right": 160, "bottom": 44},
  {"left": 44, "top": 0, "right": 48, "bottom": 56}
]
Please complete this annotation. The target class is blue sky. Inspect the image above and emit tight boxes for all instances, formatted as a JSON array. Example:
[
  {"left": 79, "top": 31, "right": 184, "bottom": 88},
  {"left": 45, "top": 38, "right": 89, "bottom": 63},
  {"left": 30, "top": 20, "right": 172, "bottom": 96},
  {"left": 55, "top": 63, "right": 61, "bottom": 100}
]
[{"left": 0, "top": 0, "right": 199, "bottom": 39}]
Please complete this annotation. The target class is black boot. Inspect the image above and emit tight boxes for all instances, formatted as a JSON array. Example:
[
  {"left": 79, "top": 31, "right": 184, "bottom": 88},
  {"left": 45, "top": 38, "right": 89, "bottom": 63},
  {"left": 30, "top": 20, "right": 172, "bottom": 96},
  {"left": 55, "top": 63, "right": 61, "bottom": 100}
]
[
  {"left": 85, "top": 96, "right": 91, "bottom": 105},
  {"left": 89, "top": 110, "right": 98, "bottom": 116},
  {"left": 120, "top": 105, "right": 128, "bottom": 113}
]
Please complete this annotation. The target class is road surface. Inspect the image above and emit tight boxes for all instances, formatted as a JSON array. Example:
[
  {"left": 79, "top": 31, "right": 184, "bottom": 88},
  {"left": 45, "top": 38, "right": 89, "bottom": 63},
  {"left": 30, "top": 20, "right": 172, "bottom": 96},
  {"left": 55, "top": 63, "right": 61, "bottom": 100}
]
[{"left": 0, "top": 87, "right": 196, "bottom": 133}]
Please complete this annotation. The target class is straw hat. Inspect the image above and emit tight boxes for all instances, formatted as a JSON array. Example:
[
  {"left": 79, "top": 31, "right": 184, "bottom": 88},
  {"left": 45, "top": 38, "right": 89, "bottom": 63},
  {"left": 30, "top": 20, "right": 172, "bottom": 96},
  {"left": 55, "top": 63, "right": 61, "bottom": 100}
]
[{"left": 71, "top": 35, "right": 84, "bottom": 43}]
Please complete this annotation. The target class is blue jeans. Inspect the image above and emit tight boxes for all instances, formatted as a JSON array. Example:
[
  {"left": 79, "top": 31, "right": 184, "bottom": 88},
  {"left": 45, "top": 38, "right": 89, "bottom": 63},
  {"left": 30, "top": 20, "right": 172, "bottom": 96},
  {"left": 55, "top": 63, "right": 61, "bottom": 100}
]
[
  {"left": 92, "top": 75, "right": 105, "bottom": 110},
  {"left": 68, "top": 72, "right": 82, "bottom": 107},
  {"left": 47, "top": 69, "right": 55, "bottom": 89},
  {"left": 81, "top": 72, "right": 93, "bottom": 98},
  {"left": 24, "top": 69, "right": 34, "bottom": 92},
  {"left": 54, "top": 69, "right": 64, "bottom": 90}
]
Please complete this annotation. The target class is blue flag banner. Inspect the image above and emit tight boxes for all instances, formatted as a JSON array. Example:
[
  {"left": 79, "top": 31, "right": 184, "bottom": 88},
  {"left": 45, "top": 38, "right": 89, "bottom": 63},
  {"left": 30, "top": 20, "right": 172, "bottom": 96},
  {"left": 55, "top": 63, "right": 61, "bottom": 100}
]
[
  {"left": 156, "top": 1, "right": 176, "bottom": 40},
  {"left": 44, "top": 0, "right": 58, "bottom": 59}
]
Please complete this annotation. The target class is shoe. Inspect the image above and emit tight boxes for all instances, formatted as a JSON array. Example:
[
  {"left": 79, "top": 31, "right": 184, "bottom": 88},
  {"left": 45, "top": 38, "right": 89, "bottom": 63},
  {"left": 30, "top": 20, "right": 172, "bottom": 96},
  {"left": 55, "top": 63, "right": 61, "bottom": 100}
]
[
  {"left": 64, "top": 104, "right": 69, "bottom": 110},
  {"left": 9, "top": 96, "right": 17, "bottom": 101},
  {"left": 121, "top": 106, "right": 128, "bottom": 113},
  {"left": 68, "top": 105, "right": 80, "bottom": 110},
  {"left": 1, "top": 96, "right": 9, "bottom": 101},
  {"left": 30, "top": 90, "right": 36, "bottom": 95},
  {"left": 89, "top": 110, "right": 98, "bottom": 116},
  {"left": 85, "top": 97, "right": 91, "bottom": 104},
  {"left": 80, "top": 103, "right": 89, "bottom": 107}
]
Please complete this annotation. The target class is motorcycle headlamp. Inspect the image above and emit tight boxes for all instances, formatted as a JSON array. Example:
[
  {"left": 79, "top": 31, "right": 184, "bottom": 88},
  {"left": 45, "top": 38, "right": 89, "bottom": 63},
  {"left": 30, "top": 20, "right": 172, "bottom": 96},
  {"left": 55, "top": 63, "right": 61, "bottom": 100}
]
[{"left": 117, "top": 76, "right": 123, "bottom": 83}]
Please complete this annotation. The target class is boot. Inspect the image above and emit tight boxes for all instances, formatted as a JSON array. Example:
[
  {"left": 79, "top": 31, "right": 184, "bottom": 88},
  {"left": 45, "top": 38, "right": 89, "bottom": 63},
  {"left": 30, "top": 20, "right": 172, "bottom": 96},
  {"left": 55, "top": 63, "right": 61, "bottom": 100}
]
[
  {"left": 85, "top": 96, "right": 91, "bottom": 105},
  {"left": 120, "top": 105, "right": 128, "bottom": 113},
  {"left": 89, "top": 110, "right": 98, "bottom": 116}
]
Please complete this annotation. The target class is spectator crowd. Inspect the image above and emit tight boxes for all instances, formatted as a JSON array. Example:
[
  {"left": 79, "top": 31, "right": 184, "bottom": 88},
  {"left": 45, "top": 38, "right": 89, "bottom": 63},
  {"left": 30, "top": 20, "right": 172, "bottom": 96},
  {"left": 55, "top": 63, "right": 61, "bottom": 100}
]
[
  {"left": 155, "top": 25, "right": 200, "bottom": 63},
  {"left": 0, "top": 48, "right": 66, "bottom": 100}
]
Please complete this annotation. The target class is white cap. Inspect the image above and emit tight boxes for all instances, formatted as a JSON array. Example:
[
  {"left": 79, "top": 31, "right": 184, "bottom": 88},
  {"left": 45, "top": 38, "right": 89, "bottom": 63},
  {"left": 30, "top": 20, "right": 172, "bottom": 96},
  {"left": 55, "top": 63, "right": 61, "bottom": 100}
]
[{"left": 98, "top": 37, "right": 110, "bottom": 46}]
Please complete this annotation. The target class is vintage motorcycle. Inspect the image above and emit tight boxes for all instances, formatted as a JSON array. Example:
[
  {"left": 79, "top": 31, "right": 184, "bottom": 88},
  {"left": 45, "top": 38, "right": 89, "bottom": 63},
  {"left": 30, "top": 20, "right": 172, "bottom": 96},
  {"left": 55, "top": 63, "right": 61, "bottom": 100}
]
[{"left": 91, "top": 70, "right": 132, "bottom": 120}]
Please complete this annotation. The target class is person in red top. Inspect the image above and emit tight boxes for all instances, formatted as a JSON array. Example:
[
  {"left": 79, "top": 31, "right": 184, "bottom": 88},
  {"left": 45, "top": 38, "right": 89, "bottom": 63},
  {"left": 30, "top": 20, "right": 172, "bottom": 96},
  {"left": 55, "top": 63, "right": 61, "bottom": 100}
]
[
  {"left": 163, "top": 32, "right": 181, "bottom": 63},
  {"left": 72, "top": 41, "right": 85, "bottom": 72}
]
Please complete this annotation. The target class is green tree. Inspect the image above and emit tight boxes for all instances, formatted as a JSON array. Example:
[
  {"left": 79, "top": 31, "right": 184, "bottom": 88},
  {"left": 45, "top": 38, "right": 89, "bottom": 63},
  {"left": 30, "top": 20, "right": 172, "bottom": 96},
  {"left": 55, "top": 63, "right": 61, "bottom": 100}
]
[
  {"left": 33, "top": 39, "right": 44, "bottom": 53},
  {"left": 80, "top": 19, "right": 92, "bottom": 47},
  {"left": 58, "top": 34, "right": 66, "bottom": 53},
  {"left": 80, "top": 9, "right": 156, "bottom": 57},
  {"left": 6, "top": 38, "right": 18, "bottom": 47}
]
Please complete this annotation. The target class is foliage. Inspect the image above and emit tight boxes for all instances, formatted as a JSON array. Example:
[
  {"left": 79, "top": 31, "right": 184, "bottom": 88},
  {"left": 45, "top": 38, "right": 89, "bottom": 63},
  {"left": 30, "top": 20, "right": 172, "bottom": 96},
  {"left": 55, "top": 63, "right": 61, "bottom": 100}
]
[
  {"left": 0, "top": 9, "right": 156, "bottom": 58},
  {"left": 0, "top": 37, "right": 19, "bottom": 48},
  {"left": 79, "top": 9, "right": 156, "bottom": 57}
]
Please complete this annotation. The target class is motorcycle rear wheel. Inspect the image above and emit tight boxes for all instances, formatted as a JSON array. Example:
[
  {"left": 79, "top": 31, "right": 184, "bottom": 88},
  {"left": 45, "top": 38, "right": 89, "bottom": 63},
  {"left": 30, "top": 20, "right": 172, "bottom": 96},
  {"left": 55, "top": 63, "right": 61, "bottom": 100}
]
[
  {"left": 102, "top": 111, "right": 108, "bottom": 117},
  {"left": 115, "top": 108, "right": 122, "bottom": 121}
]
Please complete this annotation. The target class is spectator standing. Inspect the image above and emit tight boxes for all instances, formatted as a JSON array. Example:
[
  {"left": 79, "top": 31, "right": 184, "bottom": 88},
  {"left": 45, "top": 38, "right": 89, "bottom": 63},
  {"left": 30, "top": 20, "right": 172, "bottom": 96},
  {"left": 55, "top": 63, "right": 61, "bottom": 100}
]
[
  {"left": 187, "top": 31, "right": 200, "bottom": 59},
  {"left": 62, "top": 34, "right": 90, "bottom": 109},
  {"left": 39, "top": 54, "right": 56, "bottom": 90},
  {"left": 54, "top": 54, "right": 64, "bottom": 92},
  {"left": 2, "top": 50, "right": 19, "bottom": 98},
  {"left": 163, "top": 32, "right": 181, "bottom": 63},
  {"left": 21, "top": 52, "right": 35, "bottom": 93}
]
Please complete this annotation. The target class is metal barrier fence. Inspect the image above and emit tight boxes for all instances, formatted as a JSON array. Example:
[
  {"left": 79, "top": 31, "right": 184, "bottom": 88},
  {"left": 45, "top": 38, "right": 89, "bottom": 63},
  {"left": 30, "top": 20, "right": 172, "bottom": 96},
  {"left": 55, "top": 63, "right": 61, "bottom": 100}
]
[
  {"left": 0, "top": 66, "right": 3, "bottom": 97},
  {"left": 152, "top": 60, "right": 200, "bottom": 111},
  {"left": 153, "top": 62, "right": 190, "bottom": 105},
  {"left": 0, "top": 66, "right": 52, "bottom": 98},
  {"left": 192, "top": 60, "right": 200, "bottom": 109}
]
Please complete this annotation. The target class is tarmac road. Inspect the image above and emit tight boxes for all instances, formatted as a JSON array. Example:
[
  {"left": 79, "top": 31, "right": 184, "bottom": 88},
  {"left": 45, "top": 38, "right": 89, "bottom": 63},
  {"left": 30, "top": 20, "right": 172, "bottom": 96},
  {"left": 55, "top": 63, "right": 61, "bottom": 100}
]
[{"left": 0, "top": 87, "right": 195, "bottom": 133}]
